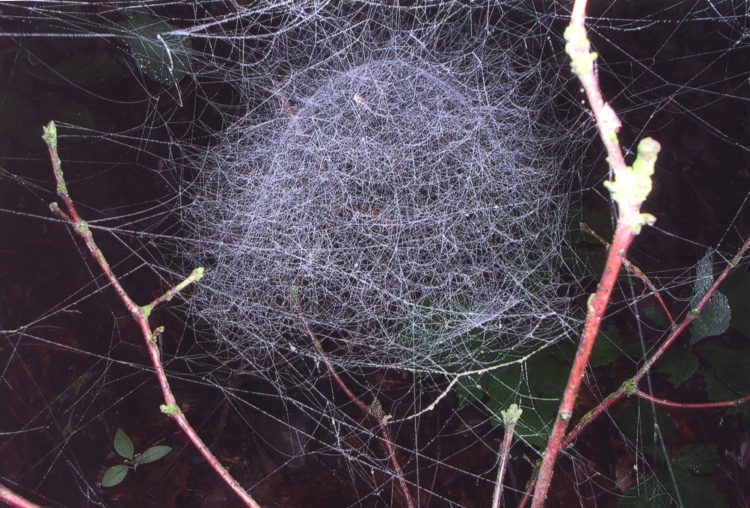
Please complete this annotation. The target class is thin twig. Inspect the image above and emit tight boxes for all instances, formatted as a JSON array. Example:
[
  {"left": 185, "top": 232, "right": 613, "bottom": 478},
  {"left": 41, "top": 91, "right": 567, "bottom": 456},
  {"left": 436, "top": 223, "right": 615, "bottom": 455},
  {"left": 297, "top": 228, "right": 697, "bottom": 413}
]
[
  {"left": 492, "top": 405, "right": 522, "bottom": 508},
  {"left": 42, "top": 121, "right": 261, "bottom": 508},
  {"left": 0, "top": 484, "right": 40, "bottom": 508},
  {"left": 301, "top": 320, "right": 415, "bottom": 508},
  {"left": 635, "top": 389, "right": 750, "bottom": 409},
  {"left": 531, "top": 223, "right": 635, "bottom": 507}
]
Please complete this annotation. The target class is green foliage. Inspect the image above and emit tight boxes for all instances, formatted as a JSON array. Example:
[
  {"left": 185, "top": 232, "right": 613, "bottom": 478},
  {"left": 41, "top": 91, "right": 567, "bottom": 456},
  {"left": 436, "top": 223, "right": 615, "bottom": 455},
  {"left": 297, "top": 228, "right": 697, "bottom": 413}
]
[
  {"left": 121, "top": 12, "right": 191, "bottom": 87},
  {"left": 672, "top": 443, "right": 718, "bottom": 475},
  {"left": 619, "top": 444, "right": 724, "bottom": 508},
  {"left": 137, "top": 445, "right": 173, "bottom": 465},
  {"left": 696, "top": 342, "right": 750, "bottom": 420},
  {"left": 113, "top": 428, "right": 134, "bottom": 461},
  {"left": 590, "top": 326, "right": 631, "bottom": 367},
  {"left": 641, "top": 303, "right": 672, "bottom": 330},
  {"left": 456, "top": 345, "right": 574, "bottom": 449},
  {"left": 101, "top": 428, "right": 172, "bottom": 488},
  {"left": 690, "top": 250, "right": 731, "bottom": 345},
  {"left": 101, "top": 465, "right": 129, "bottom": 488},
  {"left": 654, "top": 349, "right": 699, "bottom": 388},
  {"left": 613, "top": 403, "right": 673, "bottom": 452}
]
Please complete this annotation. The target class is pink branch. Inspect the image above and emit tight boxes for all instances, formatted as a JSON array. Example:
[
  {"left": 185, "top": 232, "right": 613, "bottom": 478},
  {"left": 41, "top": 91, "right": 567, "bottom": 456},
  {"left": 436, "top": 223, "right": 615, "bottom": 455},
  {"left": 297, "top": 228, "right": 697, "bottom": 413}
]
[
  {"left": 635, "top": 390, "right": 750, "bottom": 410},
  {"left": 531, "top": 0, "right": 661, "bottom": 504},
  {"left": 301, "top": 321, "right": 415, "bottom": 508},
  {"left": 0, "top": 484, "right": 40, "bottom": 508},
  {"left": 43, "top": 121, "right": 261, "bottom": 508},
  {"left": 531, "top": 223, "right": 635, "bottom": 506},
  {"left": 516, "top": 0, "right": 750, "bottom": 492}
]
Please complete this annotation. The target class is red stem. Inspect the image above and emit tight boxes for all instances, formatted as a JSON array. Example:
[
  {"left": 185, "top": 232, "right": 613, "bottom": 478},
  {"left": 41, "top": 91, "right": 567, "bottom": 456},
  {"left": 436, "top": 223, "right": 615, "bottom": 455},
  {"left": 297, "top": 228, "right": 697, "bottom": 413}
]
[
  {"left": 44, "top": 122, "right": 261, "bottom": 508},
  {"left": 531, "top": 0, "right": 658, "bottom": 502},
  {"left": 0, "top": 485, "right": 40, "bottom": 508},
  {"left": 581, "top": 222, "right": 674, "bottom": 325},
  {"left": 301, "top": 321, "right": 415, "bottom": 508},
  {"left": 531, "top": 222, "right": 634, "bottom": 507},
  {"left": 636, "top": 390, "right": 750, "bottom": 410}
]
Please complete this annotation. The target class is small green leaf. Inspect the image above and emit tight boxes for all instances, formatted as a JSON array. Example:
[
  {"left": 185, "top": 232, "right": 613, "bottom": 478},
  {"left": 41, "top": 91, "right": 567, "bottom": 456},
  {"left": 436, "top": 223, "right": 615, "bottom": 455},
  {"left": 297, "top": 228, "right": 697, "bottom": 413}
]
[
  {"left": 101, "top": 464, "right": 129, "bottom": 487},
  {"left": 641, "top": 304, "right": 671, "bottom": 330},
  {"left": 690, "top": 250, "right": 731, "bottom": 344},
  {"left": 135, "top": 445, "right": 172, "bottom": 465},
  {"left": 113, "top": 428, "right": 134, "bottom": 460}
]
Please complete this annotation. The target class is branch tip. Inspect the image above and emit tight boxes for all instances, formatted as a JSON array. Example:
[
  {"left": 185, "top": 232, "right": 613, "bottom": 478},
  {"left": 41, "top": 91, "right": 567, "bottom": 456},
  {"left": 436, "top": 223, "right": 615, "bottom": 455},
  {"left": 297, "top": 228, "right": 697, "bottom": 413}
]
[
  {"left": 604, "top": 137, "right": 661, "bottom": 233},
  {"left": 501, "top": 404, "right": 523, "bottom": 427},
  {"left": 190, "top": 266, "right": 205, "bottom": 281},
  {"left": 41, "top": 121, "right": 57, "bottom": 149}
]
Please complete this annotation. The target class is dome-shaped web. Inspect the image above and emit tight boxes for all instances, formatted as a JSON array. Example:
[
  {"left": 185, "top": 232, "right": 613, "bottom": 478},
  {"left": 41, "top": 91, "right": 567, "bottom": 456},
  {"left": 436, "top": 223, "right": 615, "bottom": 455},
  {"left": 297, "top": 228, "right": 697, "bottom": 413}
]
[{"left": 184, "top": 50, "right": 576, "bottom": 374}]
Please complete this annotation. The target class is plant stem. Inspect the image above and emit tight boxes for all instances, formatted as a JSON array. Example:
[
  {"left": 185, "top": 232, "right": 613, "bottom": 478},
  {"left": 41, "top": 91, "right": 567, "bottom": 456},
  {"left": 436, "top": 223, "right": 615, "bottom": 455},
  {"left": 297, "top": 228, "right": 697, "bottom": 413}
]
[
  {"left": 531, "top": 223, "right": 635, "bottom": 507},
  {"left": 491, "top": 405, "right": 522, "bottom": 508},
  {"left": 518, "top": 231, "right": 750, "bottom": 508},
  {"left": 531, "top": 0, "right": 661, "bottom": 503},
  {"left": 301, "top": 320, "right": 415, "bottom": 508},
  {"left": 635, "top": 390, "right": 750, "bottom": 409},
  {"left": 0, "top": 484, "right": 40, "bottom": 508},
  {"left": 43, "top": 121, "right": 261, "bottom": 508}
]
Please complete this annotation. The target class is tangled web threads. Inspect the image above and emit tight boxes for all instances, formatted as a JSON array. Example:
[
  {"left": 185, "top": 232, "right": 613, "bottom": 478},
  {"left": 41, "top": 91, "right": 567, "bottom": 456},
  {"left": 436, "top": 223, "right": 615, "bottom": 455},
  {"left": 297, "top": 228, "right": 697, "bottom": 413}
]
[{"left": 185, "top": 44, "right": 575, "bottom": 374}]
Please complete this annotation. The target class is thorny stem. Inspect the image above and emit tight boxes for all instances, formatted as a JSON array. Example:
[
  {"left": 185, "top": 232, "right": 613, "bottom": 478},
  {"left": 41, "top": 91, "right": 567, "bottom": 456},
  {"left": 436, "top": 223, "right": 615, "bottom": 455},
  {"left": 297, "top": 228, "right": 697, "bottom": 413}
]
[
  {"left": 301, "top": 320, "right": 415, "bottom": 508},
  {"left": 492, "top": 405, "right": 522, "bottom": 508},
  {"left": 42, "top": 121, "right": 261, "bottom": 508},
  {"left": 531, "top": 1, "right": 661, "bottom": 505},
  {"left": 0, "top": 484, "right": 40, "bottom": 508}
]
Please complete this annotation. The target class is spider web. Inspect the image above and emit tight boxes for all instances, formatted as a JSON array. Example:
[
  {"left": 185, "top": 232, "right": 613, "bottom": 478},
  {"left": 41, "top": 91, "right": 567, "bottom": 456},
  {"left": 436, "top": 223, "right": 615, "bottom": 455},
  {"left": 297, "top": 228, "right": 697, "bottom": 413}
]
[{"left": 1, "top": 1, "right": 749, "bottom": 507}]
